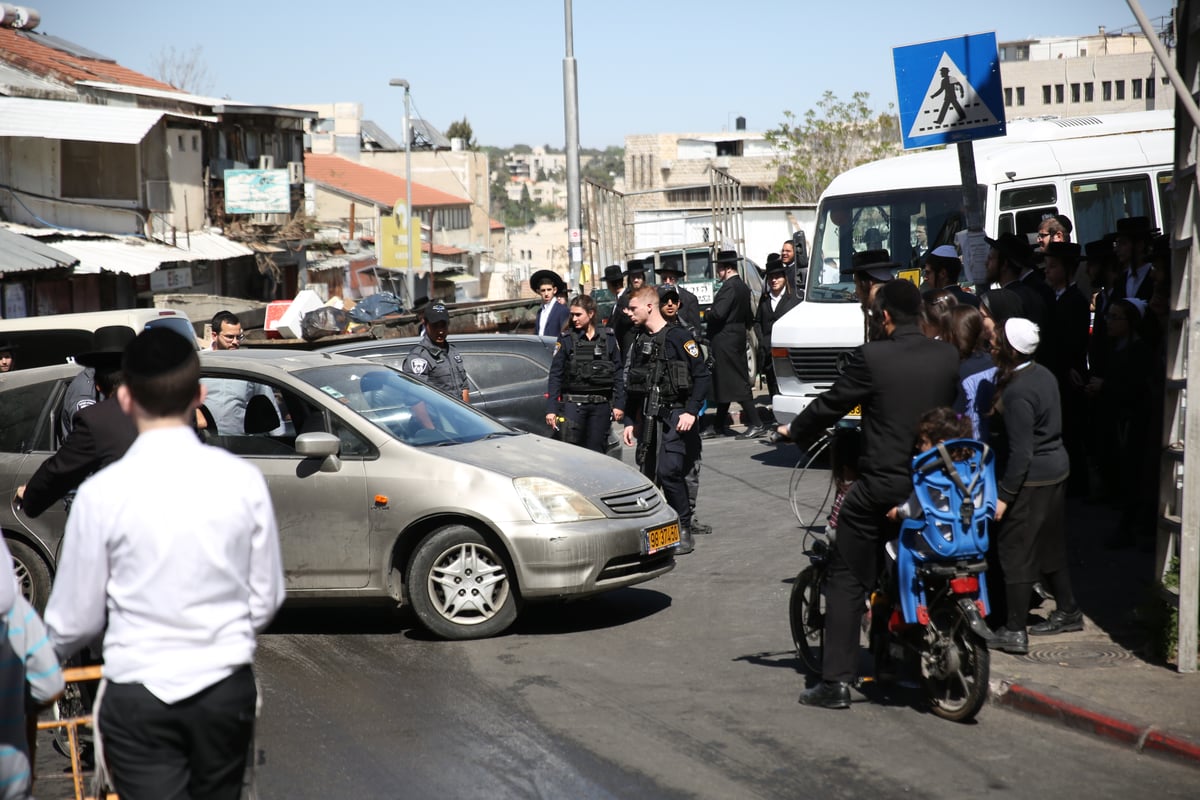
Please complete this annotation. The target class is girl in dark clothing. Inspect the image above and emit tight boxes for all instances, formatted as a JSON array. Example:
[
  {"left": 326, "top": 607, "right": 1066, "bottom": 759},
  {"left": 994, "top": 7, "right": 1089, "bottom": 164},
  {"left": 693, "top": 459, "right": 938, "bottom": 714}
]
[
  {"left": 989, "top": 318, "right": 1081, "bottom": 654},
  {"left": 947, "top": 305, "right": 994, "bottom": 440}
]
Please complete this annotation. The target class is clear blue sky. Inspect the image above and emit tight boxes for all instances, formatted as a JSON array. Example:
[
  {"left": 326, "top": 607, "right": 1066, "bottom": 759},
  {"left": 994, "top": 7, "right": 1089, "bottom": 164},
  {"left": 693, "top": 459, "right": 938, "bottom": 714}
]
[{"left": 31, "top": 1, "right": 1176, "bottom": 149}]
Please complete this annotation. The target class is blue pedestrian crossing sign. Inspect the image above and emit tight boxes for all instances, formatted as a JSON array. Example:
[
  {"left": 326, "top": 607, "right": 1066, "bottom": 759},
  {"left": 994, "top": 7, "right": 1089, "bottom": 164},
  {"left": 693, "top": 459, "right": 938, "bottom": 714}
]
[{"left": 893, "top": 32, "right": 1006, "bottom": 150}]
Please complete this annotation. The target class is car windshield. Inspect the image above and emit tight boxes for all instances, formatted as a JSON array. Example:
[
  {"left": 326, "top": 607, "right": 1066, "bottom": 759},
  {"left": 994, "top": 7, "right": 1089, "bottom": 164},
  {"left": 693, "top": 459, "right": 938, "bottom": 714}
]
[
  {"left": 806, "top": 187, "right": 967, "bottom": 303},
  {"left": 295, "top": 363, "right": 514, "bottom": 447}
]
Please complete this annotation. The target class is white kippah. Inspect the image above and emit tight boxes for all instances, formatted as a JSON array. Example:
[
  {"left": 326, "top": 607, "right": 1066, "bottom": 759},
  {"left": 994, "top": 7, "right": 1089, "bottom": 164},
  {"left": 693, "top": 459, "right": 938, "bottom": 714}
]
[{"left": 1005, "top": 317, "right": 1040, "bottom": 355}]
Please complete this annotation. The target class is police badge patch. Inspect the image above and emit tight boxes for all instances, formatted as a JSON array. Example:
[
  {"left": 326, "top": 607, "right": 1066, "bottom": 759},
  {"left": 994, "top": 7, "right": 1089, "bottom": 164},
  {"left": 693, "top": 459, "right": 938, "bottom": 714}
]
[
  {"left": 684, "top": 340, "right": 700, "bottom": 358},
  {"left": 409, "top": 357, "right": 429, "bottom": 374}
]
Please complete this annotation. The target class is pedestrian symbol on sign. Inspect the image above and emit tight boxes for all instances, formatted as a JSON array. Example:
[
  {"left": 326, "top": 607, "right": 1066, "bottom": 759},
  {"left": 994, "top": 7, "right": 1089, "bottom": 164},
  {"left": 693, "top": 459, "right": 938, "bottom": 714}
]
[{"left": 907, "top": 53, "right": 1000, "bottom": 139}]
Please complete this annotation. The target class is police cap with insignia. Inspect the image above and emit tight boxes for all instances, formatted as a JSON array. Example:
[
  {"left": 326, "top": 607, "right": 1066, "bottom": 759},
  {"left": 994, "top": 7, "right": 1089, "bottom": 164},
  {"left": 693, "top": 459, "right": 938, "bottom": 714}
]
[
  {"left": 424, "top": 302, "right": 450, "bottom": 325},
  {"left": 657, "top": 284, "right": 680, "bottom": 304}
]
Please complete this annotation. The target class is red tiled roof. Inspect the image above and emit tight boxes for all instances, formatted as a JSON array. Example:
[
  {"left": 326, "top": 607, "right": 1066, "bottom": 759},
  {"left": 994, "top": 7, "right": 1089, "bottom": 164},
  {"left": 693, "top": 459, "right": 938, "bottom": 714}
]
[
  {"left": 0, "top": 29, "right": 177, "bottom": 91},
  {"left": 429, "top": 243, "right": 467, "bottom": 256},
  {"left": 304, "top": 153, "right": 469, "bottom": 209},
  {"left": 489, "top": 218, "right": 505, "bottom": 230}
]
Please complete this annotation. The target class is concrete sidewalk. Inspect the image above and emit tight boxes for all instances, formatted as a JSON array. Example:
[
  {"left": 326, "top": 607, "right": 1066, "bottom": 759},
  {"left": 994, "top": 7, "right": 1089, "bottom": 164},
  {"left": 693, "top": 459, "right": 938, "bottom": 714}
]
[{"left": 984, "top": 497, "right": 1200, "bottom": 768}]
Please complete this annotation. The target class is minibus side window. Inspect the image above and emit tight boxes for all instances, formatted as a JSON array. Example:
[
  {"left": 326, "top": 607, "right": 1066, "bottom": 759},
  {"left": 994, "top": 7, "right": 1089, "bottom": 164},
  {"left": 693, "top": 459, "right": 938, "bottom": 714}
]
[{"left": 1070, "top": 175, "right": 1154, "bottom": 245}]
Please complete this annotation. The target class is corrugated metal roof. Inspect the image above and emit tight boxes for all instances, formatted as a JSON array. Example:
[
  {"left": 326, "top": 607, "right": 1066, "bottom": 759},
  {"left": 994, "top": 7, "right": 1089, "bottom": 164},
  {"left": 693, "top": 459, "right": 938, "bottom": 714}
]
[
  {"left": 3, "top": 225, "right": 254, "bottom": 276},
  {"left": 361, "top": 120, "right": 401, "bottom": 151},
  {"left": 0, "top": 97, "right": 216, "bottom": 144},
  {"left": 0, "top": 227, "right": 78, "bottom": 272}
]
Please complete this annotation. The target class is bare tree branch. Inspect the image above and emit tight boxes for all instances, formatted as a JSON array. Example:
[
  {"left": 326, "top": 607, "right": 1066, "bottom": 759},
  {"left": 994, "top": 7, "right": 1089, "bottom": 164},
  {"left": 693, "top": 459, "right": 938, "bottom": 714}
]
[{"left": 151, "top": 45, "right": 215, "bottom": 95}]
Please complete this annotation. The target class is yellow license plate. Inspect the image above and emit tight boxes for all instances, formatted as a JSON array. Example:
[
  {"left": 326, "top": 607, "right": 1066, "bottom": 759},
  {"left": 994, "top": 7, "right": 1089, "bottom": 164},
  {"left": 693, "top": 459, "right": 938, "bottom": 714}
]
[
  {"left": 642, "top": 521, "right": 681, "bottom": 554},
  {"left": 846, "top": 405, "right": 862, "bottom": 418}
]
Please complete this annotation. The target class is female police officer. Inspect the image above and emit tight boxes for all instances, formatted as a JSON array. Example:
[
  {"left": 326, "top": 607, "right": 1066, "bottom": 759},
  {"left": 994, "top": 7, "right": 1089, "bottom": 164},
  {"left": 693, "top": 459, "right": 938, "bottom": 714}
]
[{"left": 545, "top": 294, "right": 625, "bottom": 452}]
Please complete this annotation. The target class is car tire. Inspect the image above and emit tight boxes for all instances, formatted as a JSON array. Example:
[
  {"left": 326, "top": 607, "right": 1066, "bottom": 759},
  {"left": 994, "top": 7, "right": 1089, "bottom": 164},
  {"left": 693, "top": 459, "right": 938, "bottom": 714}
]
[
  {"left": 8, "top": 539, "right": 52, "bottom": 612},
  {"left": 407, "top": 525, "right": 519, "bottom": 640}
]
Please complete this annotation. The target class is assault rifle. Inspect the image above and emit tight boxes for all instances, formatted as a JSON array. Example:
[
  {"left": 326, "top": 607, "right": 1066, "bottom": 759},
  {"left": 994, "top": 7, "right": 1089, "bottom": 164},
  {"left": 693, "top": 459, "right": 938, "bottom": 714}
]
[{"left": 635, "top": 335, "right": 664, "bottom": 480}]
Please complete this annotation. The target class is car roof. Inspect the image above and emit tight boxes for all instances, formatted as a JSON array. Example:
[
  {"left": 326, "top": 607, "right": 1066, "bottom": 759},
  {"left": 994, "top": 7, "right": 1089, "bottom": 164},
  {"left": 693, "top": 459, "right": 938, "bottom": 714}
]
[
  {"left": 320, "top": 332, "right": 556, "bottom": 356},
  {"left": 200, "top": 348, "right": 373, "bottom": 375},
  {"left": 0, "top": 362, "right": 82, "bottom": 387}
]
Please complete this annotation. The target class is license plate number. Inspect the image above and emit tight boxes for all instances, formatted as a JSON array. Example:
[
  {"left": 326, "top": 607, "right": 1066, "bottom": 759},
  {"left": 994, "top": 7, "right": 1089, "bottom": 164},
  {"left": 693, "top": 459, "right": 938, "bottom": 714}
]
[{"left": 642, "top": 521, "right": 681, "bottom": 554}]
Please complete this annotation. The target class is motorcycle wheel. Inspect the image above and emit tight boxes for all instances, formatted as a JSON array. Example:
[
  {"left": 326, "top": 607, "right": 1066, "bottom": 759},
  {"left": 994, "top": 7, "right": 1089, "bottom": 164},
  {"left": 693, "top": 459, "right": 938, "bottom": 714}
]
[
  {"left": 922, "top": 605, "right": 990, "bottom": 723},
  {"left": 790, "top": 565, "right": 826, "bottom": 674}
]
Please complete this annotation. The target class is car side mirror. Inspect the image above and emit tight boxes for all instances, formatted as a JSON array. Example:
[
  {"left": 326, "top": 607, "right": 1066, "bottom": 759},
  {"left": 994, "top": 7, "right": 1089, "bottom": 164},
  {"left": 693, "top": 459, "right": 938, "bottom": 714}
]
[{"left": 296, "top": 431, "right": 342, "bottom": 472}]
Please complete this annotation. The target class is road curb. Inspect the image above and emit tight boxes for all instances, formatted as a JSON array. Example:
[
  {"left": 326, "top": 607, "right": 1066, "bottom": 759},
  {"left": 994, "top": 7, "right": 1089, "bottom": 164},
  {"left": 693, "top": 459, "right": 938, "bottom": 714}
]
[{"left": 990, "top": 679, "right": 1200, "bottom": 768}]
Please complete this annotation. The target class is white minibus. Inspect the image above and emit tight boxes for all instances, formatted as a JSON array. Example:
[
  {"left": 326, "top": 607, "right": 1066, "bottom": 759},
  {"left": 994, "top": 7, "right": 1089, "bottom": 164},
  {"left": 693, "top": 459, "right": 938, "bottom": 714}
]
[{"left": 770, "top": 110, "right": 1173, "bottom": 423}]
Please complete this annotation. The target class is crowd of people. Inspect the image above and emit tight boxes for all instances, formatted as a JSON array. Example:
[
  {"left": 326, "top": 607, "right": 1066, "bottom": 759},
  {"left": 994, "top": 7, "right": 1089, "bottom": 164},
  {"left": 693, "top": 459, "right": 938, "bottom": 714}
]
[{"left": 783, "top": 212, "right": 1168, "bottom": 708}]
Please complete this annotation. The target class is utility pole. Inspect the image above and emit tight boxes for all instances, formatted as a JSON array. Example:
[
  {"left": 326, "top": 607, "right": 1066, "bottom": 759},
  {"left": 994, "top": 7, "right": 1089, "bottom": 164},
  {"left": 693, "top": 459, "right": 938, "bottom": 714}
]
[
  {"left": 390, "top": 78, "right": 416, "bottom": 306},
  {"left": 563, "top": 0, "right": 583, "bottom": 292}
]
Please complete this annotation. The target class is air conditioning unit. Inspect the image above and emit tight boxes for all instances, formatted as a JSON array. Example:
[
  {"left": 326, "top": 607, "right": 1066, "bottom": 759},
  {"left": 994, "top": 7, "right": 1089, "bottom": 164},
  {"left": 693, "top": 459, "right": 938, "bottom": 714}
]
[
  {"left": 258, "top": 155, "right": 275, "bottom": 170},
  {"left": 287, "top": 161, "right": 304, "bottom": 184}
]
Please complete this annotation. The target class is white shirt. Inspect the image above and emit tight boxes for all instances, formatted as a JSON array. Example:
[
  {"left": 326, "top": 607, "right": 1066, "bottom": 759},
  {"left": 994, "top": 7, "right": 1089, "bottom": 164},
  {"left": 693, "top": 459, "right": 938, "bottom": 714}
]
[
  {"left": 537, "top": 301, "right": 555, "bottom": 336},
  {"left": 769, "top": 287, "right": 787, "bottom": 312},
  {"left": 45, "top": 426, "right": 285, "bottom": 703}
]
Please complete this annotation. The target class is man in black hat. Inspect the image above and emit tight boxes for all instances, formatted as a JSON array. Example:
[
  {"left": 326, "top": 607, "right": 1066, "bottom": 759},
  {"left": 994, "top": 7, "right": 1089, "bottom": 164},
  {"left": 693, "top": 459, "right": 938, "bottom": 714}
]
[
  {"left": 922, "top": 246, "right": 979, "bottom": 308},
  {"left": 45, "top": 327, "right": 284, "bottom": 800},
  {"left": 1042, "top": 241, "right": 1090, "bottom": 495},
  {"left": 756, "top": 253, "right": 801, "bottom": 398},
  {"left": 59, "top": 325, "right": 137, "bottom": 440},
  {"left": 612, "top": 259, "right": 646, "bottom": 356},
  {"left": 401, "top": 302, "right": 470, "bottom": 405},
  {"left": 785, "top": 280, "right": 960, "bottom": 709},
  {"left": 16, "top": 335, "right": 138, "bottom": 518},
  {"left": 0, "top": 340, "right": 14, "bottom": 373},
  {"left": 847, "top": 250, "right": 899, "bottom": 341},
  {"left": 656, "top": 256, "right": 703, "bottom": 340},
  {"left": 705, "top": 249, "right": 767, "bottom": 439},
  {"left": 1113, "top": 216, "right": 1156, "bottom": 302},
  {"left": 530, "top": 269, "right": 569, "bottom": 337},
  {"left": 984, "top": 233, "right": 1048, "bottom": 329}
]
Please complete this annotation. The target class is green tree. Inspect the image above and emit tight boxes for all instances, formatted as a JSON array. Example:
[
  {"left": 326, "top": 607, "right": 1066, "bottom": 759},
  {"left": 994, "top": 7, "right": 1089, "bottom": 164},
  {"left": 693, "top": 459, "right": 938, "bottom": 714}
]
[
  {"left": 580, "top": 146, "right": 625, "bottom": 188},
  {"left": 445, "top": 117, "right": 478, "bottom": 150},
  {"left": 765, "top": 91, "right": 899, "bottom": 204}
]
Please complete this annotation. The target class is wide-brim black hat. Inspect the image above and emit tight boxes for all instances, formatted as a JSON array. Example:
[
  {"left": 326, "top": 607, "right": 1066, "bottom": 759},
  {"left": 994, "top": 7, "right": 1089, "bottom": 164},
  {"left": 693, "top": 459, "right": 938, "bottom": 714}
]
[
  {"left": 0, "top": 339, "right": 18, "bottom": 353},
  {"left": 1042, "top": 241, "right": 1081, "bottom": 265},
  {"left": 985, "top": 233, "right": 1037, "bottom": 270},
  {"left": 657, "top": 258, "right": 686, "bottom": 277},
  {"left": 848, "top": 249, "right": 900, "bottom": 282},
  {"left": 714, "top": 249, "right": 740, "bottom": 266},
  {"left": 1115, "top": 215, "right": 1158, "bottom": 242},
  {"left": 623, "top": 258, "right": 646, "bottom": 276},
  {"left": 603, "top": 264, "right": 624, "bottom": 283},
  {"left": 76, "top": 325, "right": 136, "bottom": 369},
  {"left": 763, "top": 252, "right": 786, "bottom": 276},
  {"left": 529, "top": 269, "right": 567, "bottom": 294}
]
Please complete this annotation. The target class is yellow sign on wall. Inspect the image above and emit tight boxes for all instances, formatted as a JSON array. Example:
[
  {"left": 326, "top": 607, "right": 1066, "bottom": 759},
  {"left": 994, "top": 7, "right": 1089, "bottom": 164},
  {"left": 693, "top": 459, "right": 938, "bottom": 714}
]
[{"left": 379, "top": 213, "right": 423, "bottom": 269}]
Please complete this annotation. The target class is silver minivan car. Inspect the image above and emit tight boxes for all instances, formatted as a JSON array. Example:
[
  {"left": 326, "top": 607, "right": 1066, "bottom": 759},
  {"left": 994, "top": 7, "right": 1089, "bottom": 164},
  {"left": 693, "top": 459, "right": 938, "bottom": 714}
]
[{"left": 0, "top": 350, "right": 679, "bottom": 639}]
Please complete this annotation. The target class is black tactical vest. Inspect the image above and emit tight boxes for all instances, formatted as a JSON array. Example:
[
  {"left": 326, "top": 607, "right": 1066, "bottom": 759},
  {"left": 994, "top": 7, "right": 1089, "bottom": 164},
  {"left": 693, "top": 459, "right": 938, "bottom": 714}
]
[{"left": 565, "top": 329, "right": 615, "bottom": 392}]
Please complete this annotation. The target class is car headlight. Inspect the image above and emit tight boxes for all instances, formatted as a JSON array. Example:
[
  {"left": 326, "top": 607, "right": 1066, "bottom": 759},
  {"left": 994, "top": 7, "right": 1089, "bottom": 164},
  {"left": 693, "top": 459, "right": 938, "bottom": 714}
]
[{"left": 513, "top": 477, "right": 605, "bottom": 523}]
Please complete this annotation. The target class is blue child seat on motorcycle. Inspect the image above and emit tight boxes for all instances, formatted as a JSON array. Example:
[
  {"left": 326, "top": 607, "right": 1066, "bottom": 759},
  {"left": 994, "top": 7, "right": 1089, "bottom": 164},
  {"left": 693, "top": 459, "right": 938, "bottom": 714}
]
[{"left": 896, "top": 438, "right": 996, "bottom": 623}]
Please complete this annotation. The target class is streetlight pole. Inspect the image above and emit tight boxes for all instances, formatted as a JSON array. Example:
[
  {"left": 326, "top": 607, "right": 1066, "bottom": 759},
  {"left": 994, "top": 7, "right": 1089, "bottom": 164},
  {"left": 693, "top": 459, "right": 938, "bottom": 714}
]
[
  {"left": 563, "top": 0, "right": 582, "bottom": 292},
  {"left": 389, "top": 78, "right": 416, "bottom": 306}
]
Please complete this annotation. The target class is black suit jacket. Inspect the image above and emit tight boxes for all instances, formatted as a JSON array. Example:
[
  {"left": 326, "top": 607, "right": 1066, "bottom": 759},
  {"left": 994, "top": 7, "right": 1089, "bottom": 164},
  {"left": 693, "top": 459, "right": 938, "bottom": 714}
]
[
  {"left": 22, "top": 396, "right": 138, "bottom": 518},
  {"left": 755, "top": 290, "right": 801, "bottom": 353},
  {"left": 788, "top": 324, "right": 960, "bottom": 586}
]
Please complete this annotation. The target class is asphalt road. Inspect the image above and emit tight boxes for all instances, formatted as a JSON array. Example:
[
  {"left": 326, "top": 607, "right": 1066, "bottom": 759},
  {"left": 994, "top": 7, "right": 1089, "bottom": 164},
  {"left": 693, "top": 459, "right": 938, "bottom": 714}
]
[{"left": 35, "top": 432, "right": 1199, "bottom": 798}]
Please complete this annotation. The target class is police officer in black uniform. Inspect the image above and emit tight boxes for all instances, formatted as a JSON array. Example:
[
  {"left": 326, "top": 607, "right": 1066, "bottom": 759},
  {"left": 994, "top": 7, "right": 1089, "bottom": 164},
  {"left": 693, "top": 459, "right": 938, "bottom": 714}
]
[
  {"left": 619, "top": 286, "right": 711, "bottom": 555},
  {"left": 401, "top": 302, "right": 469, "bottom": 403},
  {"left": 546, "top": 294, "right": 626, "bottom": 453}
]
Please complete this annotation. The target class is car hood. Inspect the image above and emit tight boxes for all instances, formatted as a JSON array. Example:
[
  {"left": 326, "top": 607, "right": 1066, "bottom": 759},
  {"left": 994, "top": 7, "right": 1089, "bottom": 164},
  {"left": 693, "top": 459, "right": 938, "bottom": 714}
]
[{"left": 432, "top": 433, "right": 646, "bottom": 495}]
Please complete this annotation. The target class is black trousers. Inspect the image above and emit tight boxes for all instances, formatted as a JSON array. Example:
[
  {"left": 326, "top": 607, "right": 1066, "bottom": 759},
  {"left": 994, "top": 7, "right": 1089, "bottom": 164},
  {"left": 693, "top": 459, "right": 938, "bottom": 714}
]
[
  {"left": 562, "top": 400, "right": 611, "bottom": 453},
  {"left": 657, "top": 409, "right": 701, "bottom": 529},
  {"left": 98, "top": 666, "right": 256, "bottom": 800},
  {"left": 821, "top": 477, "right": 900, "bottom": 684}
]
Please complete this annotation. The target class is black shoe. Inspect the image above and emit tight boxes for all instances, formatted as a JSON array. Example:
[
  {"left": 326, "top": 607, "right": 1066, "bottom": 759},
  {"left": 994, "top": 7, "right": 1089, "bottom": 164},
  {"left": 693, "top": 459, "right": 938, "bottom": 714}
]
[
  {"left": 736, "top": 425, "right": 768, "bottom": 440},
  {"left": 798, "top": 681, "right": 851, "bottom": 709},
  {"left": 701, "top": 427, "right": 728, "bottom": 440},
  {"left": 675, "top": 527, "right": 695, "bottom": 555},
  {"left": 691, "top": 521, "right": 713, "bottom": 535},
  {"left": 1029, "top": 608, "right": 1083, "bottom": 635},
  {"left": 991, "top": 627, "right": 1029, "bottom": 654}
]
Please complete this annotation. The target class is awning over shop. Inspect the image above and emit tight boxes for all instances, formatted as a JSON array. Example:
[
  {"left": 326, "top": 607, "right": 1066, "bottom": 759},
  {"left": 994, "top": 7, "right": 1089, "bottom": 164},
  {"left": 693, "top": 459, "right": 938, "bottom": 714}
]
[
  {"left": 0, "top": 226, "right": 78, "bottom": 273},
  {"left": 0, "top": 97, "right": 215, "bottom": 145},
  {"left": 1, "top": 224, "right": 255, "bottom": 276}
]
